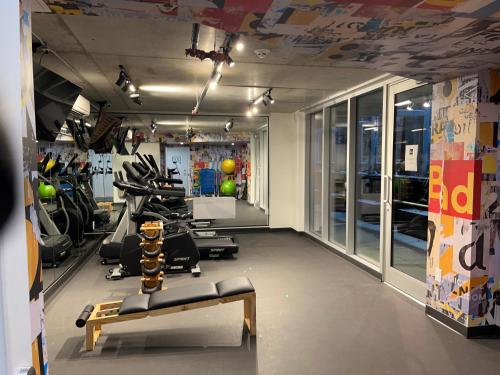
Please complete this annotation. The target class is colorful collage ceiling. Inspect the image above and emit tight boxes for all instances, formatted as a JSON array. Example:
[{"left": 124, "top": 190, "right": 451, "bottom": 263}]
[{"left": 43, "top": 0, "right": 500, "bottom": 82}]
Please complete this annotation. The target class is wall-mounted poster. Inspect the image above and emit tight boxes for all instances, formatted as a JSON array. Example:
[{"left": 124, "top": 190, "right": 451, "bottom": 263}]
[{"left": 405, "top": 144, "right": 419, "bottom": 172}]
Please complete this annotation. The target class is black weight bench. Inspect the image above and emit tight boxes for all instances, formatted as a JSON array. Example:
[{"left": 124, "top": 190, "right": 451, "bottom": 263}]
[{"left": 76, "top": 276, "right": 256, "bottom": 351}]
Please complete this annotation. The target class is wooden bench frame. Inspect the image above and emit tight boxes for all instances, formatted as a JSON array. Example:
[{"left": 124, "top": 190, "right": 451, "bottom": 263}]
[{"left": 84, "top": 291, "right": 256, "bottom": 351}]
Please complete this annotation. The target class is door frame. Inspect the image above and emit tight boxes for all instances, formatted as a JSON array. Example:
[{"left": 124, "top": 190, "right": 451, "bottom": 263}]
[
  {"left": 382, "top": 79, "right": 429, "bottom": 302},
  {"left": 165, "top": 146, "right": 191, "bottom": 193}
]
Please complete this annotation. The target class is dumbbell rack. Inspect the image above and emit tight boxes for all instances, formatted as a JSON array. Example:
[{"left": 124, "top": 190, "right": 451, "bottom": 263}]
[{"left": 139, "top": 221, "right": 165, "bottom": 294}]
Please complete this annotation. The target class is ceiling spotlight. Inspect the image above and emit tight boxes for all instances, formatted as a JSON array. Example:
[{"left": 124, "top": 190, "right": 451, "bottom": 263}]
[
  {"left": 115, "top": 70, "right": 127, "bottom": 86},
  {"left": 249, "top": 88, "right": 274, "bottom": 111},
  {"left": 224, "top": 119, "right": 234, "bottom": 132},
  {"left": 116, "top": 65, "right": 142, "bottom": 104},
  {"left": 423, "top": 101, "right": 431, "bottom": 108},
  {"left": 246, "top": 108, "right": 253, "bottom": 117},
  {"left": 226, "top": 56, "right": 235, "bottom": 67},
  {"left": 150, "top": 121, "right": 157, "bottom": 134},
  {"left": 264, "top": 89, "right": 275, "bottom": 104},
  {"left": 406, "top": 104, "right": 413, "bottom": 111},
  {"left": 267, "top": 90, "right": 275, "bottom": 104},
  {"left": 236, "top": 41, "right": 244, "bottom": 51},
  {"left": 231, "top": 142, "right": 235, "bottom": 146}
]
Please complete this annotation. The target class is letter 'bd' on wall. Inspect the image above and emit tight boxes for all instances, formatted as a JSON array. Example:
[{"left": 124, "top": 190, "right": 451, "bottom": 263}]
[{"left": 429, "top": 160, "right": 482, "bottom": 220}]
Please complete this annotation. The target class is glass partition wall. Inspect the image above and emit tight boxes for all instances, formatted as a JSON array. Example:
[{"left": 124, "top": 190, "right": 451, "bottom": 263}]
[
  {"left": 309, "top": 111, "right": 323, "bottom": 235},
  {"left": 329, "top": 102, "right": 348, "bottom": 246},
  {"left": 306, "top": 79, "right": 431, "bottom": 302},
  {"left": 354, "top": 90, "right": 383, "bottom": 264}
]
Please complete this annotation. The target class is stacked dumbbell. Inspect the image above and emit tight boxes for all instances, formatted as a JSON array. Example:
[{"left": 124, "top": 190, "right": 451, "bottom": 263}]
[{"left": 139, "top": 221, "right": 165, "bottom": 294}]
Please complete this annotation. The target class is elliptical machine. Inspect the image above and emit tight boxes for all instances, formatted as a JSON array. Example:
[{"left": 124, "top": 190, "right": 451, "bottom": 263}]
[{"left": 104, "top": 163, "right": 201, "bottom": 279}]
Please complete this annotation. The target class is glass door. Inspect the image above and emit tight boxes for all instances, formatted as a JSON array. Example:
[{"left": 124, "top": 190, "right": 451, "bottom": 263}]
[{"left": 384, "top": 81, "right": 432, "bottom": 301}]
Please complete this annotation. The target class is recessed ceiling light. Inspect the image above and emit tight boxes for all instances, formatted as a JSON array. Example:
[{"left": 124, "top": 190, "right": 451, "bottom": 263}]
[
  {"left": 156, "top": 120, "right": 188, "bottom": 126},
  {"left": 246, "top": 109, "right": 253, "bottom": 117},
  {"left": 395, "top": 100, "right": 412, "bottom": 107},
  {"left": 252, "top": 106, "right": 259, "bottom": 114},
  {"left": 254, "top": 96, "right": 264, "bottom": 105},
  {"left": 236, "top": 41, "right": 244, "bottom": 51},
  {"left": 210, "top": 71, "right": 222, "bottom": 90},
  {"left": 139, "top": 85, "right": 191, "bottom": 93}
]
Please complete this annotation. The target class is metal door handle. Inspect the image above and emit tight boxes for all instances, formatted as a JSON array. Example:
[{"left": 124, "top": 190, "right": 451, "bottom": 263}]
[{"left": 383, "top": 175, "right": 390, "bottom": 204}]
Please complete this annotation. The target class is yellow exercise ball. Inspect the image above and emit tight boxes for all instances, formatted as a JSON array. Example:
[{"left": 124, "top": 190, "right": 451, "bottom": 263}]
[
  {"left": 221, "top": 159, "right": 235, "bottom": 175},
  {"left": 45, "top": 158, "right": 56, "bottom": 173}
]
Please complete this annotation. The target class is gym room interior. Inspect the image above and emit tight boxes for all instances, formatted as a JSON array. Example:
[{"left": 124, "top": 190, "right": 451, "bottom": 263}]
[{"left": 1, "top": 1, "right": 500, "bottom": 374}]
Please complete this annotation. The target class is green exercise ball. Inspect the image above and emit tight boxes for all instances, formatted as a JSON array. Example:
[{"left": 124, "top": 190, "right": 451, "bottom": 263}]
[
  {"left": 221, "top": 159, "right": 236, "bottom": 175},
  {"left": 38, "top": 182, "right": 56, "bottom": 199},
  {"left": 220, "top": 180, "right": 237, "bottom": 196}
]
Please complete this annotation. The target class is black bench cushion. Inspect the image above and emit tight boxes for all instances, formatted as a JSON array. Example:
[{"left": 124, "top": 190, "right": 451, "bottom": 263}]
[
  {"left": 148, "top": 282, "right": 219, "bottom": 311},
  {"left": 216, "top": 277, "right": 255, "bottom": 297},
  {"left": 119, "top": 294, "right": 151, "bottom": 315}
]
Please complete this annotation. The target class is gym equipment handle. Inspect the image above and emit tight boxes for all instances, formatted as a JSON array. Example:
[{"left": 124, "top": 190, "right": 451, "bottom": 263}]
[{"left": 76, "top": 304, "right": 95, "bottom": 327}]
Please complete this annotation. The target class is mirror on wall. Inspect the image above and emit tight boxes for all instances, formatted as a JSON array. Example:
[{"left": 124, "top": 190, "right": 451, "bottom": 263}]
[
  {"left": 36, "top": 110, "right": 270, "bottom": 291},
  {"left": 110, "top": 113, "right": 270, "bottom": 229},
  {"left": 37, "top": 125, "right": 101, "bottom": 290}
]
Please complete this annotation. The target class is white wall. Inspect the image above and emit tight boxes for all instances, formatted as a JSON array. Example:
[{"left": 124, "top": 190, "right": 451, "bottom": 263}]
[
  {"left": 248, "top": 135, "right": 256, "bottom": 205},
  {"left": 269, "top": 113, "right": 306, "bottom": 230},
  {"left": 0, "top": 1, "right": 34, "bottom": 373},
  {"left": 112, "top": 142, "right": 161, "bottom": 202}
]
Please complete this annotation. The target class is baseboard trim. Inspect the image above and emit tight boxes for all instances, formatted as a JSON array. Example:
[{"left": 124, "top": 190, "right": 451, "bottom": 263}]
[
  {"left": 204, "top": 226, "right": 297, "bottom": 234},
  {"left": 301, "top": 232, "right": 382, "bottom": 281},
  {"left": 425, "top": 306, "right": 500, "bottom": 338}
]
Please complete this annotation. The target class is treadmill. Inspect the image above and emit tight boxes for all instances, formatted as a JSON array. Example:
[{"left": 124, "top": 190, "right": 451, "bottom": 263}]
[
  {"left": 192, "top": 232, "right": 239, "bottom": 259},
  {"left": 133, "top": 154, "right": 239, "bottom": 260}
]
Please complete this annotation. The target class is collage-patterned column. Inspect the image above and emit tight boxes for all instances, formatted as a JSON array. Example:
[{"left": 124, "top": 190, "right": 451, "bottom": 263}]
[
  {"left": 426, "top": 70, "right": 500, "bottom": 333},
  {"left": 476, "top": 70, "right": 500, "bottom": 328},
  {"left": 20, "top": 0, "right": 49, "bottom": 372}
]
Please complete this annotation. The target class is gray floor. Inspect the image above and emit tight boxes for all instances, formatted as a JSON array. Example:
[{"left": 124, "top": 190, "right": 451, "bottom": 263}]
[
  {"left": 45, "top": 232, "right": 500, "bottom": 375},
  {"left": 212, "top": 200, "right": 268, "bottom": 227}
]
